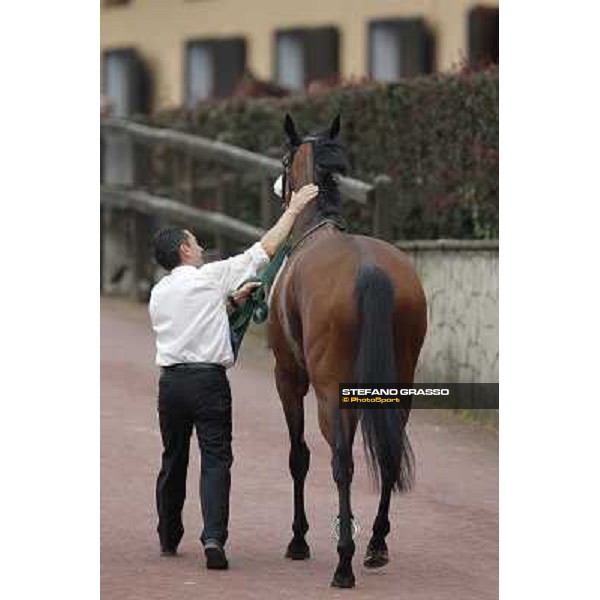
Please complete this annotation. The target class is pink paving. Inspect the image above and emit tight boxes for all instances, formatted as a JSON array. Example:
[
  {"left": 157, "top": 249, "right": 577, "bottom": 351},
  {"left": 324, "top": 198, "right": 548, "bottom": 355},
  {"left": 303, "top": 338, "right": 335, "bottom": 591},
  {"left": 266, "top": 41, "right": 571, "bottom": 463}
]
[{"left": 101, "top": 297, "right": 498, "bottom": 600}]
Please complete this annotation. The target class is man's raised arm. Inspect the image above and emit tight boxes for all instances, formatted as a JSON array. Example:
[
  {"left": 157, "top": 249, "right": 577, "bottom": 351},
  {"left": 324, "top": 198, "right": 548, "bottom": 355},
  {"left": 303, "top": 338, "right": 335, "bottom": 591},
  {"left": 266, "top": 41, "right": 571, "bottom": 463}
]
[{"left": 259, "top": 183, "right": 319, "bottom": 257}]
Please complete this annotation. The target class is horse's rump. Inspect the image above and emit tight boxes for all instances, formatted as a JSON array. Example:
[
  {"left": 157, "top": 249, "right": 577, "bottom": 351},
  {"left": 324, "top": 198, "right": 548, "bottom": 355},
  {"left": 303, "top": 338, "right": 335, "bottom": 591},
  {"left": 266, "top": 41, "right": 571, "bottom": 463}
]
[{"left": 270, "top": 232, "right": 426, "bottom": 383}]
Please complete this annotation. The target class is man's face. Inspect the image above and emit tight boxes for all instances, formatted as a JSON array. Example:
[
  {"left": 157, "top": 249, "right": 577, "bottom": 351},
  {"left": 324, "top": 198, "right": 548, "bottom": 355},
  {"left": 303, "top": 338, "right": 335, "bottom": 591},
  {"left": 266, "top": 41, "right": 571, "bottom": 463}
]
[{"left": 179, "top": 230, "right": 204, "bottom": 267}]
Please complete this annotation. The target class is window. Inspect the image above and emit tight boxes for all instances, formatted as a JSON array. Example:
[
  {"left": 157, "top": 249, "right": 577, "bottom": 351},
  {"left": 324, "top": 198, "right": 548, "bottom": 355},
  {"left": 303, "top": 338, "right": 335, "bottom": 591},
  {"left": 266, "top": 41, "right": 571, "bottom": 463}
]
[
  {"left": 275, "top": 27, "right": 339, "bottom": 91},
  {"left": 102, "top": 48, "right": 152, "bottom": 117},
  {"left": 468, "top": 6, "right": 499, "bottom": 65},
  {"left": 185, "top": 38, "right": 246, "bottom": 107},
  {"left": 369, "top": 19, "right": 434, "bottom": 81}
]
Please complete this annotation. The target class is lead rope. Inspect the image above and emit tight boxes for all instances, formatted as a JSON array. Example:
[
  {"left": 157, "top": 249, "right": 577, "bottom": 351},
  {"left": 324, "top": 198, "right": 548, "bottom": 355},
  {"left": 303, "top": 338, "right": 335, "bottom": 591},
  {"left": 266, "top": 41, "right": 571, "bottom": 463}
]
[
  {"left": 228, "top": 219, "right": 346, "bottom": 361},
  {"left": 228, "top": 242, "right": 291, "bottom": 361}
]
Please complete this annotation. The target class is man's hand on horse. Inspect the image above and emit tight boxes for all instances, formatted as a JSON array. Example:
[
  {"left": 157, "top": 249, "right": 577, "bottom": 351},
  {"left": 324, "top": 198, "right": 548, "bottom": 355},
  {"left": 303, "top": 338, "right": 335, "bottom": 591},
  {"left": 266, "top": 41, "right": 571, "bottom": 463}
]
[
  {"left": 230, "top": 281, "right": 262, "bottom": 308},
  {"left": 288, "top": 184, "right": 319, "bottom": 215}
]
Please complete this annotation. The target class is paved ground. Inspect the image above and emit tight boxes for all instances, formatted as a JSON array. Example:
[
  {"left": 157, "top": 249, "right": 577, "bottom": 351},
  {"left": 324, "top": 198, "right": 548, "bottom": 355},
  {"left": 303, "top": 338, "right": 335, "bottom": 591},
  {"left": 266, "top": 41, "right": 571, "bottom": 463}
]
[{"left": 101, "top": 297, "right": 498, "bottom": 600}]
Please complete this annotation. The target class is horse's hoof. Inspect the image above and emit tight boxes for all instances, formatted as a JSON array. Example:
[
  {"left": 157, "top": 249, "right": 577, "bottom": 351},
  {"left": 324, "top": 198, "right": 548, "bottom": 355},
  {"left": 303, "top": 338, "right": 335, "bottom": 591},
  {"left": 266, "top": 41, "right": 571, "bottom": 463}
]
[
  {"left": 285, "top": 538, "right": 310, "bottom": 560},
  {"left": 331, "top": 571, "right": 356, "bottom": 588},
  {"left": 364, "top": 547, "right": 389, "bottom": 569}
]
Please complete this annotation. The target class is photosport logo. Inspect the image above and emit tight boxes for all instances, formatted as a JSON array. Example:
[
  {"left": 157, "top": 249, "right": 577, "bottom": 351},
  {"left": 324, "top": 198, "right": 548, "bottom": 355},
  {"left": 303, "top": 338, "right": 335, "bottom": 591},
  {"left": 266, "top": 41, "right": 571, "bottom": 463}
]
[{"left": 339, "top": 383, "right": 499, "bottom": 410}]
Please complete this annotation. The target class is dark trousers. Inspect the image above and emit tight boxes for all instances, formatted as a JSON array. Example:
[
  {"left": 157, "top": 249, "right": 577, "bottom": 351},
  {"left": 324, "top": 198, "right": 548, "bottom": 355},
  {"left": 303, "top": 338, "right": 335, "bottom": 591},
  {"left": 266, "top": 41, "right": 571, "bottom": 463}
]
[{"left": 156, "top": 365, "right": 233, "bottom": 550}]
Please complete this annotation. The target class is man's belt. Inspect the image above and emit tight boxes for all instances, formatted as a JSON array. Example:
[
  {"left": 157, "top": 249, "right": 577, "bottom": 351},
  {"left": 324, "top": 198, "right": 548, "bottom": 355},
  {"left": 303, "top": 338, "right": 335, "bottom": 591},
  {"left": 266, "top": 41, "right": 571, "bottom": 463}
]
[{"left": 161, "top": 362, "right": 225, "bottom": 373}]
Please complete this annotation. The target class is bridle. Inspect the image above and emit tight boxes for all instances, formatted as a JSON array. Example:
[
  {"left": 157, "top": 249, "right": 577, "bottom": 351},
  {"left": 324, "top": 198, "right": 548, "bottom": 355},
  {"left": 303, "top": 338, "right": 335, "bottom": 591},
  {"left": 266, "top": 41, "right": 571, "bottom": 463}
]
[
  {"left": 280, "top": 137, "right": 347, "bottom": 257},
  {"left": 280, "top": 150, "right": 292, "bottom": 210},
  {"left": 280, "top": 136, "right": 320, "bottom": 210}
]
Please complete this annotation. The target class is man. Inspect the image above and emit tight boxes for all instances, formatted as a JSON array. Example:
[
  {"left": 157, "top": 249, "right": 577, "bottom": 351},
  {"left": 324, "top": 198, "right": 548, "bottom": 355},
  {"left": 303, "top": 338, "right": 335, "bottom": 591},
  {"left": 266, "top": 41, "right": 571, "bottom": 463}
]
[{"left": 148, "top": 183, "right": 319, "bottom": 570}]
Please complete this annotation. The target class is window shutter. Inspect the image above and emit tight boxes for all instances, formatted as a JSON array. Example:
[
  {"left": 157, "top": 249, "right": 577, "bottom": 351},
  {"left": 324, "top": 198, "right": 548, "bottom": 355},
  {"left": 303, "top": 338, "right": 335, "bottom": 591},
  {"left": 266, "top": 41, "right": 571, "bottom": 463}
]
[
  {"left": 213, "top": 38, "right": 246, "bottom": 97},
  {"left": 131, "top": 53, "right": 152, "bottom": 114},
  {"left": 397, "top": 19, "right": 434, "bottom": 77},
  {"left": 468, "top": 6, "right": 499, "bottom": 65},
  {"left": 304, "top": 27, "right": 339, "bottom": 85}
]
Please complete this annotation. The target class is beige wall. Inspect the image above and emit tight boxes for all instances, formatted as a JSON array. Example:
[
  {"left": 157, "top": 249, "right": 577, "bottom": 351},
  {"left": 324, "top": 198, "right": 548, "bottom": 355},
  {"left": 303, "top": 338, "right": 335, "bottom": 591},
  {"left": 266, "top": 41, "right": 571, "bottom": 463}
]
[
  {"left": 399, "top": 242, "right": 499, "bottom": 384},
  {"left": 101, "top": 0, "right": 498, "bottom": 109}
]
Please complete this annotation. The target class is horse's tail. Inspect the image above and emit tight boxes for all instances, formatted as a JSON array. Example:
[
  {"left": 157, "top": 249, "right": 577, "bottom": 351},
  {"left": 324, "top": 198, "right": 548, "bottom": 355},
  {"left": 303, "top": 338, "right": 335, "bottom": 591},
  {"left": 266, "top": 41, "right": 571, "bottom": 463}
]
[{"left": 354, "top": 264, "right": 414, "bottom": 493}]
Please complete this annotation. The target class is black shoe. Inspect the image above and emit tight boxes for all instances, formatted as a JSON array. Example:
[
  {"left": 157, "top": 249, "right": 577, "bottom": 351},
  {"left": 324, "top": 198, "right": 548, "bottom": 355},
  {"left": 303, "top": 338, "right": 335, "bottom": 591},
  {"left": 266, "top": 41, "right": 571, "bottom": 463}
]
[
  {"left": 160, "top": 546, "right": 177, "bottom": 557},
  {"left": 204, "top": 541, "right": 228, "bottom": 570}
]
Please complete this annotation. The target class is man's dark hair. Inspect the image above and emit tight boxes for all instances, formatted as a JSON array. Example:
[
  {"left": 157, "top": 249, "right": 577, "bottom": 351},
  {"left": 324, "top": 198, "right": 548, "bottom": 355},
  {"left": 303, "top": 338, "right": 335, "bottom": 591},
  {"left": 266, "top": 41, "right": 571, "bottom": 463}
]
[{"left": 152, "top": 227, "right": 188, "bottom": 270}]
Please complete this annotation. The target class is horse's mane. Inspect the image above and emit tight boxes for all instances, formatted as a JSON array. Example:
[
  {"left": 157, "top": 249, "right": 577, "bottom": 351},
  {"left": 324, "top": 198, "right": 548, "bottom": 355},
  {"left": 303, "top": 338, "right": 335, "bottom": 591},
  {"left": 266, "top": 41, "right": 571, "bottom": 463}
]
[{"left": 314, "top": 136, "right": 349, "bottom": 219}]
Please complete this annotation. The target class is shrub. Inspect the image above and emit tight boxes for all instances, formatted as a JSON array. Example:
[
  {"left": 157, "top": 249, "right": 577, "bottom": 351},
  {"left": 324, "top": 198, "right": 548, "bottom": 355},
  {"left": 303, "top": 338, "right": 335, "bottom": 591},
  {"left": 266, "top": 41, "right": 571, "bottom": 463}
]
[{"left": 138, "top": 67, "right": 498, "bottom": 239}]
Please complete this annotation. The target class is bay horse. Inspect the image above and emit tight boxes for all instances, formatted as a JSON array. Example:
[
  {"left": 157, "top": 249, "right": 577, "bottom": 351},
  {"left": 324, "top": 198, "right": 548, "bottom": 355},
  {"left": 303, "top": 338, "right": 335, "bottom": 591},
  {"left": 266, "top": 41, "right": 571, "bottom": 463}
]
[{"left": 268, "top": 114, "right": 428, "bottom": 588}]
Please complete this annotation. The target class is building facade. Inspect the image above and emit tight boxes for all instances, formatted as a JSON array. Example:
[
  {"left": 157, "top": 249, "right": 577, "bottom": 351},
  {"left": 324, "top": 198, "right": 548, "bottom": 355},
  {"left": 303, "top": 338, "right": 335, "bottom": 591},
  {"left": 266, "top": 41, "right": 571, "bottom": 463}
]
[{"left": 101, "top": 0, "right": 498, "bottom": 114}]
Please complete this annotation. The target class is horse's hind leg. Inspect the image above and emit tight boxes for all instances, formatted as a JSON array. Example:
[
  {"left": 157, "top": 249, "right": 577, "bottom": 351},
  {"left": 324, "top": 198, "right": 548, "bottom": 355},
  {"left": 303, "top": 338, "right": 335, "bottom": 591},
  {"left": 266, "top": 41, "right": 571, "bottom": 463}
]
[
  {"left": 364, "top": 474, "right": 393, "bottom": 568},
  {"left": 275, "top": 365, "right": 311, "bottom": 560},
  {"left": 330, "top": 408, "right": 358, "bottom": 588},
  {"left": 366, "top": 361, "right": 416, "bottom": 569}
]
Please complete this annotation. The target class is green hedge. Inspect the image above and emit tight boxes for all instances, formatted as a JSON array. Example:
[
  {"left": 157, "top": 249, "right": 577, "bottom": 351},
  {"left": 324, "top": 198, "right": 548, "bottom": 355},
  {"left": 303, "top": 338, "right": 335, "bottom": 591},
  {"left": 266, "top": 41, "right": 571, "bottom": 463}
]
[{"left": 143, "top": 67, "right": 498, "bottom": 240}]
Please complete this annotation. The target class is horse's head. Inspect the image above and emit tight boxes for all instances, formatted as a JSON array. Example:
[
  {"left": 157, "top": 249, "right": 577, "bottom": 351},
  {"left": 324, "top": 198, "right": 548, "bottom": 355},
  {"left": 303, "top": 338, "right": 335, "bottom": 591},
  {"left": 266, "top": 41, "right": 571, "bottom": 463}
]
[{"left": 275, "top": 113, "right": 349, "bottom": 217}]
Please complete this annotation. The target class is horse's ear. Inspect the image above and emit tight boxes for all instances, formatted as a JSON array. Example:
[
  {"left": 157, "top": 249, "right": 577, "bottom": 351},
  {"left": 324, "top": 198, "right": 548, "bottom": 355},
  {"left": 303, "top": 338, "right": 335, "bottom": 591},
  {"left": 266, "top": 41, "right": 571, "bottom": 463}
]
[
  {"left": 328, "top": 113, "right": 341, "bottom": 139},
  {"left": 284, "top": 113, "right": 301, "bottom": 145}
]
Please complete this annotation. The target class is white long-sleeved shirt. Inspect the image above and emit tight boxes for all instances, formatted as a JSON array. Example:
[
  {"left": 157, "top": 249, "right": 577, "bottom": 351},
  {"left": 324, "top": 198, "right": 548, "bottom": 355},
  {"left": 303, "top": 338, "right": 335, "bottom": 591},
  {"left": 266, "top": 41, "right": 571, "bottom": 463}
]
[{"left": 148, "top": 242, "right": 270, "bottom": 368}]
